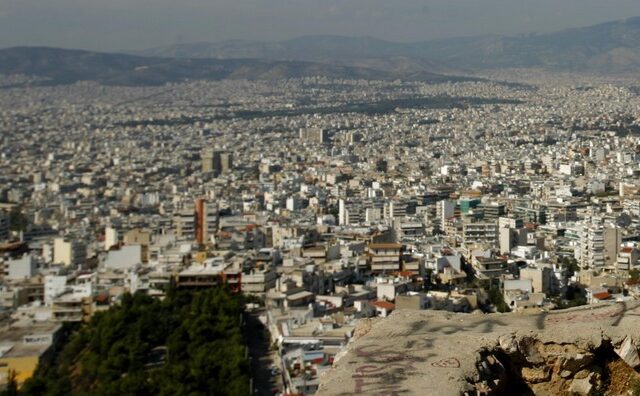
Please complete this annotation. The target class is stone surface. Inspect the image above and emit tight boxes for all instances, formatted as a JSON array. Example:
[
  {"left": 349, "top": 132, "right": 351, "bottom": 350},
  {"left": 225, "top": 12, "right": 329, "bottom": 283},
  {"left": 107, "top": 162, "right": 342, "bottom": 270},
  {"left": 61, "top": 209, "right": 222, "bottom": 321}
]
[
  {"left": 574, "top": 369, "right": 590, "bottom": 380},
  {"left": 498, "top": 333, "right": 518, "bottom": 354},
  {"left": 615, "top": 336, "right": 640, "bottom": 368},
  {"left": 569, "top": 373, "right": 595, "bottom": 395},
  {"left": 518, "top": 337, "right": 545, "bottom": 364},
  {"left": 317, "top": 301, "right": 640, "bottom": 396},
  {"left": 521, "top": 366, "right": 551, "bottom": 383}
]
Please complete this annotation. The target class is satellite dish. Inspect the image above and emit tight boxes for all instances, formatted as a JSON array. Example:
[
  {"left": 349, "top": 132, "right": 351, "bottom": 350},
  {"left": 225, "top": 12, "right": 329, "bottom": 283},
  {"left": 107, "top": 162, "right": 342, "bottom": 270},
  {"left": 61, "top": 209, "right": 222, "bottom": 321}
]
[{"left": 616, "top": 213, "right": 632, "bottom": 228}]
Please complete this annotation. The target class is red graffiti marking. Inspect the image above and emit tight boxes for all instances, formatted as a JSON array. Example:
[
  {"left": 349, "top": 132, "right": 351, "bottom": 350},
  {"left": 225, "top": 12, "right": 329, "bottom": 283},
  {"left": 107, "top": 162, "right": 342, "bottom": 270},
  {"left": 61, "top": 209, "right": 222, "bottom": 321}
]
[{"left": 431, "top": 357, "right": 461, "bottom": 368}]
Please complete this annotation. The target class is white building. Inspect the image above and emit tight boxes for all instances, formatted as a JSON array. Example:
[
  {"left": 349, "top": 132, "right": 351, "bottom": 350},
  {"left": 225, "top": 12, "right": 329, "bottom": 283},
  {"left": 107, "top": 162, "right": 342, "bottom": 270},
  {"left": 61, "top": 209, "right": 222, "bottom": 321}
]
[
  {"left": 5, "top": 255, "right": 37, "bottom": 281},
  {"left": 44, "top": 275, "right": 67, "bottom": 306},
  {"left": 105, "top": 227, "right": 118, "bottom": 250}
]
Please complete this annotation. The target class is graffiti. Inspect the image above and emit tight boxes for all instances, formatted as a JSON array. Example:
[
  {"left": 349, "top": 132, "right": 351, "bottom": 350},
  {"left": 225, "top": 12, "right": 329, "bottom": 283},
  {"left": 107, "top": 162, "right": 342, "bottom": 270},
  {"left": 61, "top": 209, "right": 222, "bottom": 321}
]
[
  {"left": 351, "top": 345, "right": 423, "bottom": 395},
  {"left": 354, "top": 345, "right": 421, "bottom": 364},
  {"left": 404, "top": 337, "right": 434, "bottom": 349},
  {"left": 343, "top": 302, "right": 640, "bottom": 395},
  {"left": 392, "top": 317, "right": 509, "bottom": 337},
  {"left": 431, "top": 357, "right": 460, "bottom": 368}
]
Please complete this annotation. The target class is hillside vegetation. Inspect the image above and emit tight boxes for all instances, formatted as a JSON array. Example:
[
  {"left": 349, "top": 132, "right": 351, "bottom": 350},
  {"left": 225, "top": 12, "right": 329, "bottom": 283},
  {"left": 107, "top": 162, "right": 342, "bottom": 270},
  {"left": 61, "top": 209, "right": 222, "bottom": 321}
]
[{"left": 17, "top": 287, "right": 249, "bottom": 396}]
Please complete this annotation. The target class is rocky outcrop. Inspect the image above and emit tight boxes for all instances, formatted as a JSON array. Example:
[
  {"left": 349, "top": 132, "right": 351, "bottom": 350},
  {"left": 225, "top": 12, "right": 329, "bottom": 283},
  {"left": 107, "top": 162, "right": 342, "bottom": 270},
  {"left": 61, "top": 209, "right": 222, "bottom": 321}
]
[
  {"left": 468, "top": 336, "right": 638, "bottom": 395},
  {"left": 317, "top": 302, "right": 640, "bottom": 396},
  {"left": 616, "top": 337, "right": 640, "bottom": 369}
]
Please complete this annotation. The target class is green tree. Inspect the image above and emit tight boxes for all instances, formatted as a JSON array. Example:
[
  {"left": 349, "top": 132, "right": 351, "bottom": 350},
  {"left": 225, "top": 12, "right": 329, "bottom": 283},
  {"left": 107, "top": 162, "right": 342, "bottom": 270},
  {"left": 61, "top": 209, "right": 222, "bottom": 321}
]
[
  {"left": 8, "top": 206, "right": 28, "bottom": 233},
  {"left": 488, "top": 286, "right": 510, "bottom": 313},
  {"left": 21, "top": 287, "right": 249, "bottom": 396}
]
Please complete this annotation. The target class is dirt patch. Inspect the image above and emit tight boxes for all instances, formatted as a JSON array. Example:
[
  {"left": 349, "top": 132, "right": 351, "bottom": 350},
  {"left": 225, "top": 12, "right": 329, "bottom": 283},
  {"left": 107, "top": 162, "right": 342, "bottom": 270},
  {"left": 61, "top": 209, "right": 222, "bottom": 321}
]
[{"left": 605, "top": 359, "right": 640, "bottom": 396}]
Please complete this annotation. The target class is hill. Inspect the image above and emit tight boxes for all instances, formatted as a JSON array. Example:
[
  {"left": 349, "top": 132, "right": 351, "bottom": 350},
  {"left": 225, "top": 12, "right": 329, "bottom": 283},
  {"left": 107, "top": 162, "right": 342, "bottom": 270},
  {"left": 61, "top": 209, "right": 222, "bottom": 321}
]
[
  {"left": 0, "top": 46, "right": 472, "bottom": 86},
  {"left": 135, "top": 17, "right": 640, "bottom": 74},
  {"left": 421, "top": 16, "right": 640, "bottom": 72}
]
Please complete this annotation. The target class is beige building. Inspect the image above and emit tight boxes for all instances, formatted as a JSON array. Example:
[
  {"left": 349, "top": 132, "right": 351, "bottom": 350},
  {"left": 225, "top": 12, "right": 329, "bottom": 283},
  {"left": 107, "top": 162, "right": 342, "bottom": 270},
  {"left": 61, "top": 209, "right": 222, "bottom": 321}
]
[{"left": 53, "top": 238, "right": 85, "bottom": 267}]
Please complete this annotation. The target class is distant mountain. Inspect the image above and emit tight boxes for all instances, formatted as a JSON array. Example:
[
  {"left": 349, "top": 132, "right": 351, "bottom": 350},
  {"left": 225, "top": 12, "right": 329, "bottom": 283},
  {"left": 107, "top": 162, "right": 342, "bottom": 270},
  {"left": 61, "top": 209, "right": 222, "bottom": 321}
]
[
  {"left": 422, "top": 16, "right": 640, "bottom": 72},
  {"left": 133, "top": 36, "right": 465, "bottom": 75},
  {"left": 135, "top": 17, "right": 640, "bottom": 74},
  {"left": 0, "top": 47, "right": 473, "bottom": 86}
]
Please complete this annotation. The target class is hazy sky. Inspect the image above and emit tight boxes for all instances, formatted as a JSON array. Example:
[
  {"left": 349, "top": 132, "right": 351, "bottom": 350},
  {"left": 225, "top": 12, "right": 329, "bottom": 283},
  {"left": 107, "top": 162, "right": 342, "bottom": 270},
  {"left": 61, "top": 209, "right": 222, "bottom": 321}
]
[{"left": 2, "top": 0, "right": 640, "bottom": 51}]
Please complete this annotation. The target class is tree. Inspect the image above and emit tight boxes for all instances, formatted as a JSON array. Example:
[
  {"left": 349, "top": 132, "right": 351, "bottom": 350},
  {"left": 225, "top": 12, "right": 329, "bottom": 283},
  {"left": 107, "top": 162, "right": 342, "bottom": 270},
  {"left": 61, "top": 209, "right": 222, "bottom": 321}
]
[
  {"left": 20, "top": 287, "right": 249, "bottom": 396},
  {"left": 554, "top": 285, "right": 587, "bottom": 310},
  {"left": 560, "top": 257, "right": 580, "bottom": 277},
  {"left": 629, "top": 269, "right": 640, "bottom": 283},
  {"left": 8, "top": 206, "right": 28, "bottom": 233},
  {"left": 488, "top": 286, "right": 510, "bottom": 313}
]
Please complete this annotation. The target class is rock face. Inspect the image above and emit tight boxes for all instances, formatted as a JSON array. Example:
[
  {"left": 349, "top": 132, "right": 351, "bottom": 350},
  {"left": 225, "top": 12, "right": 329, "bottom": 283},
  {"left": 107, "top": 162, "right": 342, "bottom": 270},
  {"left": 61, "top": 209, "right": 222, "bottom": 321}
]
[
  {"left": 521, "top": 366, "right": 551, "bottom": 383},
  {"left": 317, "top": 302, "right": 640, "bottom": 396},
  {"left": 616, "top": 337, "right": 640, "bottom": 369},
  {"left": 569, "top": 373, "right": 597, "bottom": 395},
  {"left": 470, "top": 339, "right": 605, "bottom": 395}
]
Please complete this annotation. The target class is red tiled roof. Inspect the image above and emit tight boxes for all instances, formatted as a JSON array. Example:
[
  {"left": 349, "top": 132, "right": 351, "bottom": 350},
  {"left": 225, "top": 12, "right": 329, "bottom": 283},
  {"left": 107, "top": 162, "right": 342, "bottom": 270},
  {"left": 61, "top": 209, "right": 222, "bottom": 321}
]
[
  {"left": 372, "top": 300, "right": 395, "bottom": 310},
  {"left": 593, "top": 291, "right": 611, "bottom": 300}
]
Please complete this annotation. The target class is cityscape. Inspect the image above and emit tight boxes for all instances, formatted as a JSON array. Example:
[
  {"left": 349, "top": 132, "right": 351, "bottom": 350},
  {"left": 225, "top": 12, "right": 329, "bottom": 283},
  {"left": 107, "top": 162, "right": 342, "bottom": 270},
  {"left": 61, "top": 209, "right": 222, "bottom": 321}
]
[{"left": 3, "top": 4, "right": 640, "bottom": 396}]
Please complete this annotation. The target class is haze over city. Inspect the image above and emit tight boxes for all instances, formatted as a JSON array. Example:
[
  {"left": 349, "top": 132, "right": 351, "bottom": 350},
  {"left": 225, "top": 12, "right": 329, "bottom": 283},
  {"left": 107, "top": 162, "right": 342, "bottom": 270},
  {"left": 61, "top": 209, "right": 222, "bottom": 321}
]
[{"left": 2, "top": 0, "right": 640, "bottom": 50}]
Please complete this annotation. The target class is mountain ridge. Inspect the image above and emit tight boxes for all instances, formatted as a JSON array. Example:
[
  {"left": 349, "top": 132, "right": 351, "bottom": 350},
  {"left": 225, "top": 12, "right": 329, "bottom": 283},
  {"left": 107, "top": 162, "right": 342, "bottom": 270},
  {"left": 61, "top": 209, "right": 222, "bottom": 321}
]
[
  {"left": 0, "top": 46, "right": 475, "bottom": 86},
  {"left": 132, "top": 16, "right": 640, "bottom": 74}
]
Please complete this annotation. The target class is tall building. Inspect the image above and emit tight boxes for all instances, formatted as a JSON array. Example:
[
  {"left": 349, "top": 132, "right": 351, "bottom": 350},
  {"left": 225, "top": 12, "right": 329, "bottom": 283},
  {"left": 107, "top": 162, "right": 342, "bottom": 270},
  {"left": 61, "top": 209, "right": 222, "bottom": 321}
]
[
  {"left": 53, "top": 238, "right": 86, "bottom": 267},
  {"left": 385, "top": 201, "right": 415, "bottom": 219},
  {"left": 463, "top": 220, "right": 498, "bottom": 247},
  {"left": 174, "top": 204, "right": 196, "bottom": 240},
  {"left": 438, "top": 200, "right": 457, "bottom": 229},
  {"left": 195, "top": 199, "right": 218, "bottom": 245},
  {"left": 478, "top": 203, "right": 506, "bottom": 220},
  {"left": 202, "top": 149, "right": 215, "bottom": 173},
  {"left": 577, "top": 219, "right": 621, "bottom": 270},
  {"left": 299, "top": 127, "right": 328, "bottom": 143},
  {"left": 202, "top": 149, "right": 233, "bottom": 175},
  {"left": 218, "top": 152, "right": 233, "bottom": 173},
  {"left": 498, "top": 217, "right": 527, "bottom": 255}
]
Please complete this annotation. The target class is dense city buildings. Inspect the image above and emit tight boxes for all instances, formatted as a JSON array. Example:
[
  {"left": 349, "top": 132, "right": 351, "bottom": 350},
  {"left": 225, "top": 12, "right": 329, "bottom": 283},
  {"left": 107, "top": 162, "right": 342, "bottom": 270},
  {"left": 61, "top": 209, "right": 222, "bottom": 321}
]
[{"left": 3, "top": 70, "right": 640, "bottom": 394}]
